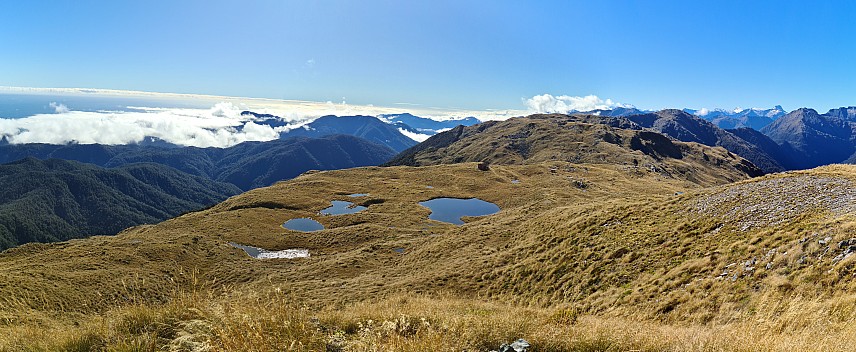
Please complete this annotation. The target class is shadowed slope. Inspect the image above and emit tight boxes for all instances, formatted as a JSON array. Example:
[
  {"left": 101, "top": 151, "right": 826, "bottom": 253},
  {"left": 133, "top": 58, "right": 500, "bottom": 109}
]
[
  {"left": 283, "top": 115, "right": 418, "bottom": 152},
  {"left": 0, "top": 158, "right": 241, "bottom": 249},
  {"left": 761, "top": 108, "right": 856, "bottom": 168},
  {"left": 626, "top": 109, "right": 785, "bottom": 173},
  {"left": 0, "top": 135, "right": 397, "bottom": 190}
]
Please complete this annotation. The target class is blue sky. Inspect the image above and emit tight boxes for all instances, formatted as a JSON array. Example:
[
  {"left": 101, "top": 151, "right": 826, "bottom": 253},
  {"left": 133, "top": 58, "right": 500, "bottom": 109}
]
[{"left": 1, "top": 0, "right": 855, "bottom": 111}]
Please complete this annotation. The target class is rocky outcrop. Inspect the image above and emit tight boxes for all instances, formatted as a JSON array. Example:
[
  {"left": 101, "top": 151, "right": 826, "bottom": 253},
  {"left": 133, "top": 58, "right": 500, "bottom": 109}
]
[{"left": 493, "top": 338, "right": 531, "bottom": 352}]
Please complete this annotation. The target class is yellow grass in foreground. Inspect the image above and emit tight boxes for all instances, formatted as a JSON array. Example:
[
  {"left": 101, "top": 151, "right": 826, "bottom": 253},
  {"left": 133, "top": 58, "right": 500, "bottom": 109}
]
[
  {"left": 2, "top": 164, "right": 854, "bottom": 351},
  {"left": 2, "top": 286, "right": 856, "bottom": 352}
]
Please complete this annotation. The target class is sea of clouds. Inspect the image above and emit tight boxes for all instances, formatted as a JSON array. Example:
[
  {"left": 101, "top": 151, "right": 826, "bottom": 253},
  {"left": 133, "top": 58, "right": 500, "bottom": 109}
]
[
  {"left": 0, "top": 88, "right": 634, "bottom": 148},
  {"left": 0, "top": 102, "right": 300, "bottom": 148}
]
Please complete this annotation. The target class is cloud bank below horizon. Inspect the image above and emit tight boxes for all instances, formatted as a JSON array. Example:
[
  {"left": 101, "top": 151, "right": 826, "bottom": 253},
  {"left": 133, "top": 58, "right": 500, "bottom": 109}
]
[
  {"left": 0, "top": 102, "right": 298, "bottom": 148},
  {"left": 0, "top": 88, "right": 643, "bottom": 148},
  {"left": 0, "top": 99, "right": 505, "bottom": 147}
]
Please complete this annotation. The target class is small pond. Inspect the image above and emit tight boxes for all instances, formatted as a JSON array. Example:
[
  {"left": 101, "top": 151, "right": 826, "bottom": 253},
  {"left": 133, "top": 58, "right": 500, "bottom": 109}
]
[
  {"left": 282, "top": 218, "right": 325, "bottom": 232},
  {"left": 347, "top": 193, "right": 368, "bottom": 197},
  {"left": 418, "top": 197, "right": 500, "bottom": 225},
  {"left": 511, "top": 179, "right": 520, "bottom": 184},
  {"left": 229, "top": 242, "right": 310, "bottom": 259},
  {"left": 320, "top": 200, "right": 367, "bottom": 215}
]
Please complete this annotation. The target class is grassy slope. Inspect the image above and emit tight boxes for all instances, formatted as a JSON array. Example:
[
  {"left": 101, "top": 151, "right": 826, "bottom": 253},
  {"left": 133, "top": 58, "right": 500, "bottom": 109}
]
[
  {"left": 386, "top": 114, "right": 763, "bottom": 182},
  {"left": 0, "top": 140, "right": 855, "bottom": 349}
]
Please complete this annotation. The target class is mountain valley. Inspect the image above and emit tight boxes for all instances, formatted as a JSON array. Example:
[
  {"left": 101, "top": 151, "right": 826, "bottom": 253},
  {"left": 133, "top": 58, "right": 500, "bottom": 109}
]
[
  {"left": 1, "top": 112, "right": 854, "bottom": 351},
  {"left": 7, "top": 2, "right": 856, "bottom": 350}
]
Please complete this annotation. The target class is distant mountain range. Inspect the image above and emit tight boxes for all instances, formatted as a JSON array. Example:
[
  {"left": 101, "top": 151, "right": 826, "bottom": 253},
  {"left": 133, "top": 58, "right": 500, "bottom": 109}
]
[
  {"left": 590, "top": 106, "right": 787, "bottom": 130},
  {"left": 3, "top": 107, "right": 853, "bottom": 181},
  {"left": 0, "top": 158, "right": 241, "bottom": 249},
  {"left": 385, "top": 113, "right": 763, "bottom": 185},
  {"left": 622, "top": 109, "right": 786, "bottom": 173},
  {"left": 585, "top": 105, "right": 856, "bottom": 170},
  {"left": 761, "top": 108, "right": 856, "bottom": 169},
  {"left": 684, "top": 106, "right": 787, "bottom": 130},
  {"left": 282, "top": 115, "right": 418, "bottom": 152},
  {"left": 0, "top": 135, "right": 397, "bottom": 190},
  {"left": 241, "top": 111, "right": 480, "bottom": 150},
  {"left": 377, "top": 113, "right": 481, "bottom": 135},
  {"left": 0, "top": 108, "right": 853, "bottom": 250}
]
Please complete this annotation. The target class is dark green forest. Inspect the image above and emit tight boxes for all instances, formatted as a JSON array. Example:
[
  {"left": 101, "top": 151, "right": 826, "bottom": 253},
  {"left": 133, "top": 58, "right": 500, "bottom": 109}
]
[{"left": 0, "top": 158, "right": 241, "bottom": 249}]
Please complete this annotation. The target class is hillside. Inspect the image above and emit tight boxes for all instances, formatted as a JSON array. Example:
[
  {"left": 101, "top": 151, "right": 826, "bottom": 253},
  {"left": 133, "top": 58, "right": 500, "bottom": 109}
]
[
  {"left": 0, "top": 135, "right": 398, "bottom": 190},
  {"left": 0, "top": 158, "right": 240, "bottom": 249},
  {"left": 726, "top": 127, "right": 802, "bottom": 169},
  {"left": 761, "top": 108, "right": 856, "bottom": 168},
  {"left": 106, "top": 135, "right": 398, "bottom": 190},
  {"left": 240, "top": 111, "right": 421, "bottom": 151},
  {"left": 386, "top": 113, "right": 763, "bottom": 184},
  {"left": 1, "top": 157, "right": 855, "bottom": 350},
  {"left": 378, "top": 113, "right": 480, "bottom": 135},
  {"left": 282, "top": 115, "right": 418, "bottom": 152},
  {"left": 624, "top": 109, "right": 785, "bottom": 173},
  {"left": 687, "top": 106, "right": 785, "bottom": 130},
  {"left": 3, "top": 114, "right": 856, "bottom": 350}
]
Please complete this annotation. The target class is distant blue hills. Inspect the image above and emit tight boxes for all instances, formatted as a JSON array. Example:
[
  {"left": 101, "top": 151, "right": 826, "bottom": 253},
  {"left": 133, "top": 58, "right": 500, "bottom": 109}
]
[
  {"left": 586, "top": 105, "right": 787, "bottom": 130},
  {"left": 571, "top": 106, "right": 856, "bottom": 171},
  {"left": 0, "top": 135, "right": 397, "bottom": 191},
  {"left": 0, "top": 112, "right": 484, "bottom": 193},
  {"left": 4, "top": 106, "right": 853, "bottom": 177},
  {"left": 377, "top": 113, "right": 481, "bottom": 135},
  {"left": 240, "top": 111, "right": 481, "bottom": 151}
]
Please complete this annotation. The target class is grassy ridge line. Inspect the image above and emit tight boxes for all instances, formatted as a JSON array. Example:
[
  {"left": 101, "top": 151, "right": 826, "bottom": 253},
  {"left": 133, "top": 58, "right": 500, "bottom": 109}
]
[{"left": 385, "top": 114, "right": 764, "bottom": 184}]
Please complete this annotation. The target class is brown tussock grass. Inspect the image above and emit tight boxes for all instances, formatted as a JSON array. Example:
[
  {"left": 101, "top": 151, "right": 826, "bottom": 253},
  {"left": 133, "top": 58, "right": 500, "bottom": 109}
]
[{"left": 4, "top": 287, "right": 856, "bottom": 351}]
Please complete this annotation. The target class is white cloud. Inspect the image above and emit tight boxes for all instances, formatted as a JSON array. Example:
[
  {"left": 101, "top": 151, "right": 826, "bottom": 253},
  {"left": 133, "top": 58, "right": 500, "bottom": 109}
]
[
  {"left": 524, "top": 94, "right": 633, "bottom": 113},
  {"left": 49, "top": 102, "right": 69, "bottom": 113},
  {"left": 0, "top": 102, "right": 287, "bottom": 148},
  {"left": 209, "top": 101, "right": 241, "bottom": 118},
  {"left": 397, "top": 128, "right": 431, "bottom": 142},
  {"left": 696, "top": 108, "right": 710, "bottom": 116},
  {"left": 1, "top": 87, "right": 532, "bottom": 136}
]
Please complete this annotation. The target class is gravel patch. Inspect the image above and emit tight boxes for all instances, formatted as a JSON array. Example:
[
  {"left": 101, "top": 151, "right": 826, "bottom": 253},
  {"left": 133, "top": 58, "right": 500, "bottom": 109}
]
[{"left": 691, "top": 175, "right": 856, "bottom": 231}]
